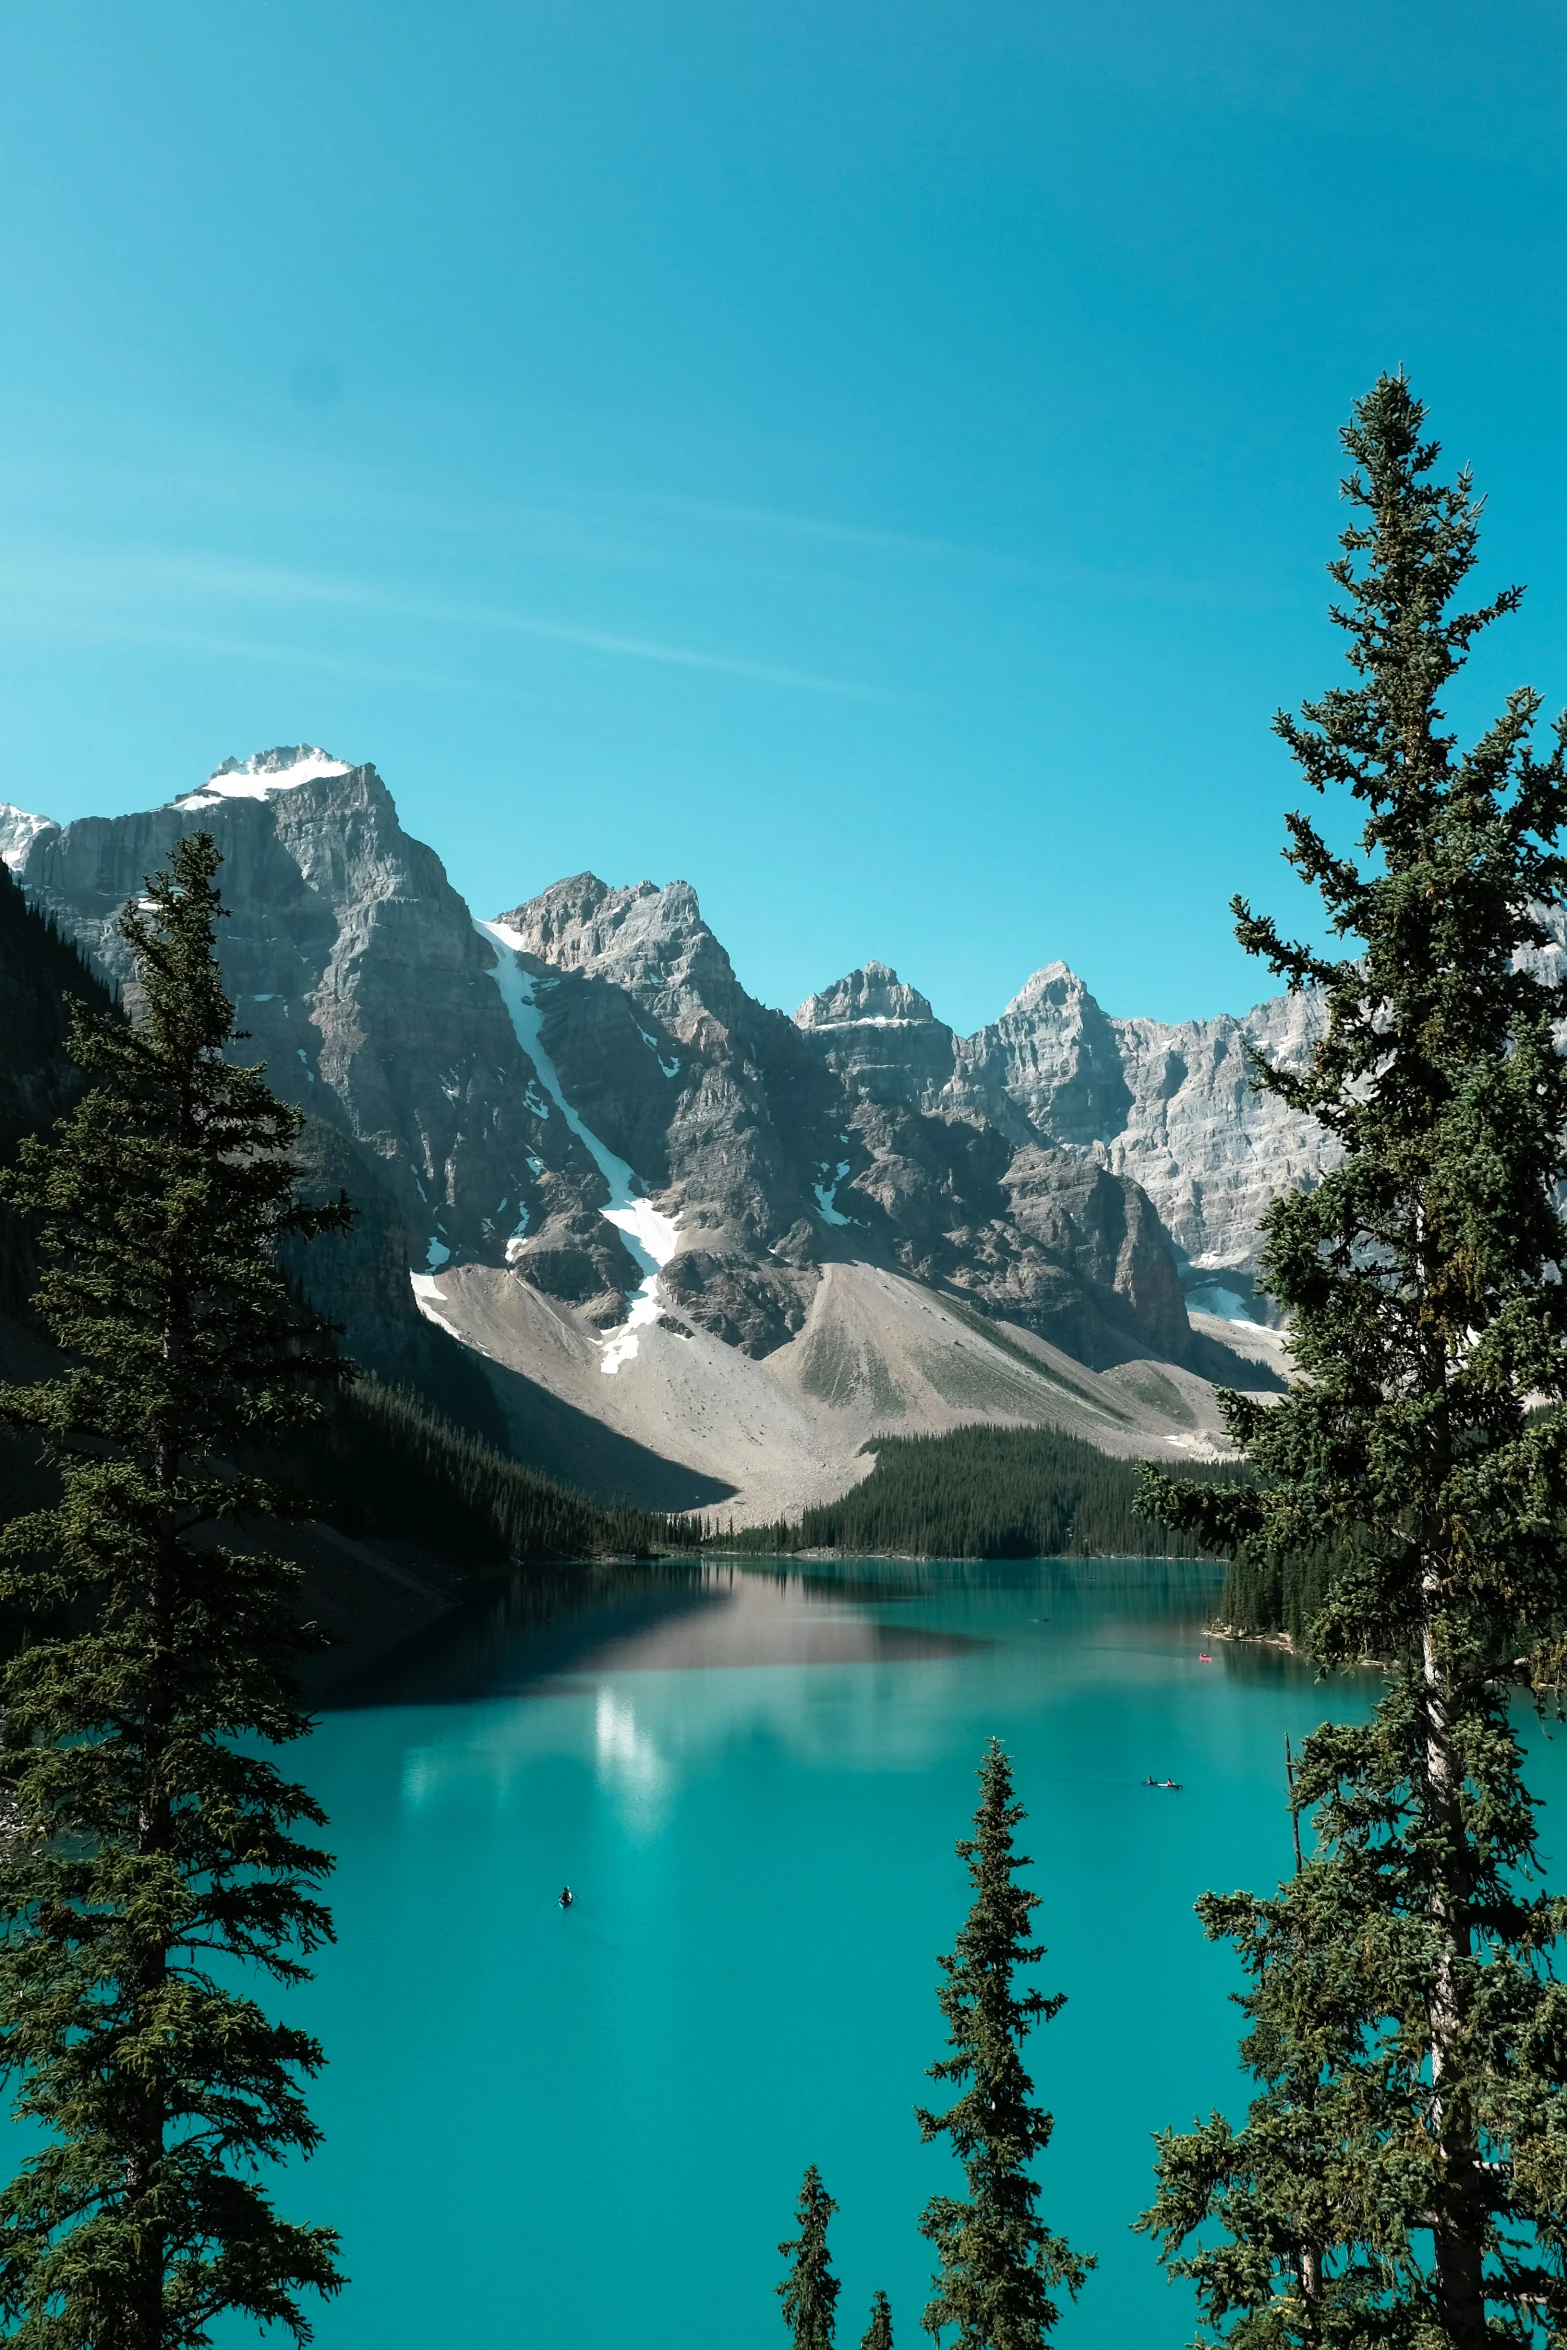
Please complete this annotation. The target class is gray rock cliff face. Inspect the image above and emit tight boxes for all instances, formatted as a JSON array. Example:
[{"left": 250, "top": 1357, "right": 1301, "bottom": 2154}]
[
  {"left": 1099, "top": 992, "right": 1330, "bottom": 1306},
  {"left": 498, "top": 899, "right": 1198, "bottom": 1367},
  {"left": 498, "top": 875, "right": 855, "bottom": 1353},
  {"left": 951, "top": 963, "right": 1135, "bottom": 1148},
  {"left": 6, "top": 747, "right": 1285, "bottom": 1397},
  {"left": 5, "top": 751, "right": 636, "bottom": 1354},
  {"left": 791, "top": 961, "right": 1197, "bottom": 1361},
  {"left": 794, "top": 956, "right": 1332, "bottom": 1314},
  {"left": 795, "top": 962, "right": 960, "bottom": 1106}
]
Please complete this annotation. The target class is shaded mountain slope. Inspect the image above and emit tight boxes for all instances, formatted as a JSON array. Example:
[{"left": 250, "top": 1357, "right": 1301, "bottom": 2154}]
[{"left": 0, "top": 851, "right": 673, "bottom": 1657}]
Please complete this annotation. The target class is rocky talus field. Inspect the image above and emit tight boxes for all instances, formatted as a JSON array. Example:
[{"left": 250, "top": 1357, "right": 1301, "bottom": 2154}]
[{"left": 1, "top": 746, "right": 1306, "bottom": 1521}]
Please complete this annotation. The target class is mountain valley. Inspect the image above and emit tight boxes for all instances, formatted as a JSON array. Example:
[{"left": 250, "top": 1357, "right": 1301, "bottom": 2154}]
[{"left": 0, "top": 746, "right": 1301, "bottom": 1520}]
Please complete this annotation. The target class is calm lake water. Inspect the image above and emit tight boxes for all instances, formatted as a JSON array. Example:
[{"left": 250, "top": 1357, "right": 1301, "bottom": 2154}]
[{"left": 220, "top": 1557, "right": 1567, "bottom": 2349}]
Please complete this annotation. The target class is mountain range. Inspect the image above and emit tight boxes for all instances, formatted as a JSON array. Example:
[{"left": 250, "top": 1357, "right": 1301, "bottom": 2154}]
[{"left": 0, "top": 745, "right": 1310, "bottom": 1521}]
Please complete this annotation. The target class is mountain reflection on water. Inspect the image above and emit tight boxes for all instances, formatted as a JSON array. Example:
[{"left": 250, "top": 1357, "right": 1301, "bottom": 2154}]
[{"left": 319, "top": 1552, "right": 1265, "bottom": 1710}]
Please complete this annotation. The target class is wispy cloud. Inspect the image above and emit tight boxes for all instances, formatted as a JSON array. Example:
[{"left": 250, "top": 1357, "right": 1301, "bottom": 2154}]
[
  {"left": 0, "top": 538, "right": 904, "bottom": 704},
  {"left": 0, "top": 606, "right": 523, "bottom": 702}
]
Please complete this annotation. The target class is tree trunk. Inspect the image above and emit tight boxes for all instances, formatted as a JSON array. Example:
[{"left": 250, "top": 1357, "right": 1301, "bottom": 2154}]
[
  {"left": 125, "top": 1440, "right": 178, "bottom": 2350},
  {"left": 1420, "top": 1598, "right": 1486, "bottom": 2350}
]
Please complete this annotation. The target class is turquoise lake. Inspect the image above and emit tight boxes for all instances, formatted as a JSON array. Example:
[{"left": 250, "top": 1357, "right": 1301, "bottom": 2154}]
[{"left": 227, "top": 1558, "right": 1567, "bottom": 2348}]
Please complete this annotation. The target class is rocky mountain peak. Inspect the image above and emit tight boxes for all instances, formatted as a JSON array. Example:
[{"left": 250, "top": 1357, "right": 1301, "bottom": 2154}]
[
  {"left": 955, "top": 958, "right": 1135, "bottom": 1153},
  {"left": 1, "top": 754, "right": 626, "bottom": 1315},
  {"left": 175, "top": 745, "right": 352, "bottom": 809},
  {"left": 497, "top": 873, "right": 743, "bottom": 1037},
  {"left": 794, "top": 962, "right": 940, "bottom": 1031},
  {"left": 1001, "top": 959, "right": 1097, "bottom": 1019},
  {"left": 497, "top": 873, "right": 679, "bottom": 969},
  {"left": 794, "top": 962, "right": 957, "bottom": 1113},
  {"left": 0, "top": 803, "right": 59, "bottom": 872},
  {"left": 5, "top": 741, "right": 1319, "bottom": 1410}
]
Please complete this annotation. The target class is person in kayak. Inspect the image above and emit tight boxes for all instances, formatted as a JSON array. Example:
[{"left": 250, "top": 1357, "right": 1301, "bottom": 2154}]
[{"left": 559, "top": 1885, "right": 574, "bottom": 1909}]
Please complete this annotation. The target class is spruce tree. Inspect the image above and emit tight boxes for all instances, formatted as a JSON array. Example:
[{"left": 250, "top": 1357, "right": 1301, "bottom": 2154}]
[
  {"left": 861, "top": 2288, "right": 894, "bottom": 2349},
  {"left": 916, "top": 1739, "right": 1091, "bottom": 2347},
  {"left": 0, "top": 833, "right": 351, "bottom": 2347},
  {"left": 1138, "top": 375, "right": 1567, "bottom": 2342},
  {"left": 778, "top": 2166, "right": 840, "bottom": 2350}
]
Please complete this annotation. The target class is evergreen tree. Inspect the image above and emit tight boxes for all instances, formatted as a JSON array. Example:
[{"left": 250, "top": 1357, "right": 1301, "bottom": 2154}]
[
  {"left": 778, "top": 2166, "right": 840, "bottom": 2350},
  {"left": 917, "top": 1740, "right": 1091, "bottom": 2347},
  {"left": 1138, "top": 375, "right": 1567, "bottom": 2342},
  {"left": 861, "top": 2288, "right": 894, "bottom": 2349},
  {"left": 0, "top": 834, "right": 351, "bottom": 2347}
]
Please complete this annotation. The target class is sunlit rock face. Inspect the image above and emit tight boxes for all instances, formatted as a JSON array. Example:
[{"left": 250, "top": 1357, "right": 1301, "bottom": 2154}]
[
  {"left": 794, "top": 962, "right": 959, "bottom": 1108},
  {"left": 1098, "top": 992, "right": 1330, "bottom": 1310},
  {"left": 791, "top": 956, "right": 1333, "bottom": 1320},
  {"left": 950, "top": 963, "right": 1135, "bottom": 1150},
  {"left": 947, "top": 969, "right": 1331, "bottom": 1308}
]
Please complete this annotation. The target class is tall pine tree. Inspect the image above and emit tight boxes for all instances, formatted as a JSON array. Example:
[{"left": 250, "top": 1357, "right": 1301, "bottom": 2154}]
[
  {"left": 0, "top": 833, "right": 351, "bottom": 2347},
  {"left": 1139, "top": 376, "right": 1567, "bottom": 2342},
  {"left": 861, "top": 2288, "right": 894, "bottom": 2349},
  {"left": 917, "top": 1740, "right": 1091, "bottom": 2348},
  {"left": 778, "top": 2166, "right": 840, "bottom": 2350}
]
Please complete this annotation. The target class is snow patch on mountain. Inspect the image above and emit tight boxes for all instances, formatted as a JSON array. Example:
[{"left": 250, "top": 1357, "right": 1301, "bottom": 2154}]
[
  {"left": 0, "top": 803, "right": 57, "bottom": 871},
  {"left": 813, "top": 1160, "right": 855, "bottom": 1226},
  {"left": 408, "top": 1271, "right": 464, "bottom": 1340},
  {"left": 635, "top": 1020, "right": 681, "bottom": 1078},
  {"left": 599, "top": 1288, "right": 667, "bottom": 1373},
  {"left": 176, "top": 746, "right": 350, "bottom": 808},
  {"left": 478, "top": 918, "right": 679, "bottom": 1371}
]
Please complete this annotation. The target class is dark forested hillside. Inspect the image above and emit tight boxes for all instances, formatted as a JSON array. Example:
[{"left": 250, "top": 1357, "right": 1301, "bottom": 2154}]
[
  {"left": 0, "top": 862, "right": 115, "bottom": 1314},
  {"left": 304, "top": 1379, "right": 675, "bottom": 1565},
  {"left": 706, "top": 1422, "right": 1247, "bottom": 1560}
]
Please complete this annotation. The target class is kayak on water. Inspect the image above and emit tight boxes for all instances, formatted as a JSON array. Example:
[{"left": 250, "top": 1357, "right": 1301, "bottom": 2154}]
[
  {"left": 559, "top": 1885, "right": 574, "bottom": 1909},
  {"left": 1143, "top": 1777, "right": 1183, "bottom": 1791}
]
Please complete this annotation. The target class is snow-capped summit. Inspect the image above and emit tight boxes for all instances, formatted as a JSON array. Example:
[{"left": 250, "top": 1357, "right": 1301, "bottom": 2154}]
[
  {"left": 0, "top": 803, "right": 59, "bottom": 873},
  {"left": 176, "top": 745, "right": 351, "bottom": 809}
]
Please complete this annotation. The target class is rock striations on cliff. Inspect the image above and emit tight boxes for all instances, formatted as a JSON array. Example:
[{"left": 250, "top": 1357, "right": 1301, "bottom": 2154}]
[{"left": 794, "top": 957, "right": 1333, "bottom": 1318}]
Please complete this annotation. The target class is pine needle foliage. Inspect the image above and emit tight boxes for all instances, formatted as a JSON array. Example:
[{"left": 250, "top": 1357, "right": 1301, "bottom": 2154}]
[
  {"left": 917, "top": 1741, "right": 1092, "bottom": 2348},
  {"left": 1137, "top": 376, "right": 1567, "bottom": 2343},
  {"left": 1140, "top": 1690, "right": 1567, "bottom": 2345},
  {"left": 778, "top": 2166, "right": 840, "bottom": 2350},
  {"left": 0, "top": 857, "right": 117, "bottom": 1315},
  {"left": 0, "top": 834, "right": 350, "bottom": 2347}
]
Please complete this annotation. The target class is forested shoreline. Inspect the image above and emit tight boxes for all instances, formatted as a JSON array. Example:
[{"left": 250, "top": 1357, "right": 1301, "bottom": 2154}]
[{"left": 689, "top": 1423, "right": 1248, "bottom": 1562}]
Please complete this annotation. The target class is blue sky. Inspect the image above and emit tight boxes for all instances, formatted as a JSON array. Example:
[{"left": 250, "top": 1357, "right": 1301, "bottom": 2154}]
[{"left": 3, "top": 1, "right": 1566, "bottom": 1031}]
